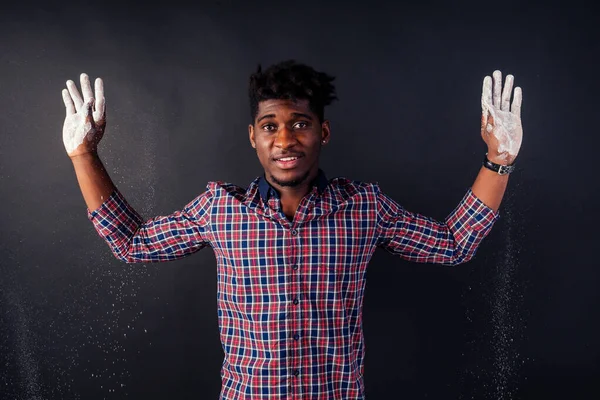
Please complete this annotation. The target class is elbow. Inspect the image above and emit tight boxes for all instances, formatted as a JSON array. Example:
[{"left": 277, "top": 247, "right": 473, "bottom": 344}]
[
  {"left": 447, "top": 247, "right": 477, "bottom": 266},
  {"left": 442, "top": 228, "right": 479, "bottom": 266},
  {"left": 439, "top": 244, "right": 473, "bottom": 266},
  {"left": 110, "top": 244, "right": 137, "bottom": 264},
  {"left": 112, "top": 250, "right": 134, "bottom": 264},
  {"left": 448, "top": 256, "right": 470, "bottom": 266},
  {"left": 99, "top": 233, "right": 141, "bottom": 264}
]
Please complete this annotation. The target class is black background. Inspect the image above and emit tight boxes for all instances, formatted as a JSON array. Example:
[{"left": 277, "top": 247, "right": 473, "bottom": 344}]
[{"left": 1, "top": 0, "right": 598, "bottom": 398}]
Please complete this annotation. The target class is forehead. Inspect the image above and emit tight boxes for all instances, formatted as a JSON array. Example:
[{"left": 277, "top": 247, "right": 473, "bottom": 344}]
[{"left": 256, "top": 99, "right": 315, "bottom": 120}]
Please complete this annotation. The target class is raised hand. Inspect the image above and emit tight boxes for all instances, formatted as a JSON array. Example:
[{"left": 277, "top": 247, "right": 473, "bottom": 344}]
[
  {"left": 62, "top": 73, "right": 106, "bottom": 157},
  {"left": 481, "top": 70, "right": 523, "bottom": 165}
]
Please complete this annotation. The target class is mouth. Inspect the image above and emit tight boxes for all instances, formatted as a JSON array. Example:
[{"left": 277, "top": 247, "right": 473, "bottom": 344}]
[{"left": 273, "top": 155, "right": 303, "bottom": 169}]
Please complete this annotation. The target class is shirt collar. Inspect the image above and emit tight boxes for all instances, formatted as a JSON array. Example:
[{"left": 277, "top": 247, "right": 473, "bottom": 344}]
[{"left": 258, "top": 168, "right": 328, "bottom": 202}]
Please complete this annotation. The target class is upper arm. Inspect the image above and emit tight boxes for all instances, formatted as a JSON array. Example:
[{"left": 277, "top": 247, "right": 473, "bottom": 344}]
[
  {"left": 375, "top": 185, "right": 460, "bottom": 265},
  {"left": 88, "top": 185, "right": 215, "bottom": 263},
  {"left": 375, "top": 185, "right": 500, "bottom": 265}
]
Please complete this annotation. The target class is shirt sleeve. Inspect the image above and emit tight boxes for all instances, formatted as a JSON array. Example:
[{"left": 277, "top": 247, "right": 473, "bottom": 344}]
[
  {"left": 375, "top": 186, "right": 499, "bottom": 265},
  {"left": 87, "top": 186, "right": 214, "bottom": 264}
]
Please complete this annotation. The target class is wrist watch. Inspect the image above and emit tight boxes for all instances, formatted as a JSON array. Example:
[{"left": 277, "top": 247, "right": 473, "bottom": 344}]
[{"left": 483, "top": 154, "right": 516, "bottom": 175}]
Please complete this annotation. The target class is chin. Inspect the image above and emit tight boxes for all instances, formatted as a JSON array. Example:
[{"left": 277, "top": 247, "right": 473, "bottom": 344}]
[{"left": 270, "top": 168, "right": 311, "bottom": 188}]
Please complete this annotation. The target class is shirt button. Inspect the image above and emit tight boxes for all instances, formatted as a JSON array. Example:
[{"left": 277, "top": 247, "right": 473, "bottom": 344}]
[
  {"left": 293, "top": 298, "right": 299, "bottom": 305},
  {"left": 293, "top": 369, "right": 299, "bottom": 376},
  {"left": 292, "top": 264, "right": 298, "bottom": 270},
  {"left": 290, "top": 229, "right": 298, "bottom": 236},
  {"left": 293, "top": 333, "right": 300, "bottom": 340}
]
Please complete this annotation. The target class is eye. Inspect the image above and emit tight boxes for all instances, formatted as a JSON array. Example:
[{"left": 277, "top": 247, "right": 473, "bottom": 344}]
[
  {"left": 294, "top": 121, "right": 309, "bottom": 129},
  {"left": 262, "top": 123, "right": 276, "bottom": 132}
]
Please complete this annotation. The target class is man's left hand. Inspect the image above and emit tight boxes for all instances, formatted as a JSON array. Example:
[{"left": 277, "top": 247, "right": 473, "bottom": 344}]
[{"left": 481, "top": 70, "right": 523, "bottom": 165}]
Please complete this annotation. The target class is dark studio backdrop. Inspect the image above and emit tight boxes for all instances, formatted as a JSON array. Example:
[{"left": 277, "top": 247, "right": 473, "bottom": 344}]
[{"left": 0, "top": 0, "right": 598, "bottom": 399}]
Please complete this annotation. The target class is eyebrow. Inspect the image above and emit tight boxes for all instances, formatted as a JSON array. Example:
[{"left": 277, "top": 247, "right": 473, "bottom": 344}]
[{"left": 256, "top": 112, "right": 314, "bottom": 123}]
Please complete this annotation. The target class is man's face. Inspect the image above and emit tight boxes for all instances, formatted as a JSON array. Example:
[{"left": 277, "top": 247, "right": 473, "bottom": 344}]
[{"left": 248, "top": 99, "right": 330, "bottom": 189}]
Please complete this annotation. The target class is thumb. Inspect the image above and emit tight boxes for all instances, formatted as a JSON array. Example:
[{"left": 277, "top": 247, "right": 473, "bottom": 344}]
[{"left": 481, "top": 112, "right": 495, "bottom": 141}]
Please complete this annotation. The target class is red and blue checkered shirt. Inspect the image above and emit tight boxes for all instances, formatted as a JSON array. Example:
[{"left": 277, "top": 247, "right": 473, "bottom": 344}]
[{"left": 87, "top": 169, "right": 499, "bottom": 399}]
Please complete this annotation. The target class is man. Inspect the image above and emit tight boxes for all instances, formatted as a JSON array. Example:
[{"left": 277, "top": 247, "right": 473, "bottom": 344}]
[{"left": 62, "top": 60, "right": 523, "bottom": 399}]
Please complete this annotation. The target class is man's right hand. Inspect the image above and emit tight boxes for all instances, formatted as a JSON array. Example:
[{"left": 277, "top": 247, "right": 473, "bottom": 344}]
[{"left": 62, "top": 73, "right": 106, "bottom": 158}]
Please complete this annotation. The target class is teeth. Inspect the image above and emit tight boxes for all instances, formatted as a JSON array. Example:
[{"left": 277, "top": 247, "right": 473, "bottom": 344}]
[{"left": 278, "top": 157, "right": 298, "bottom": 161}]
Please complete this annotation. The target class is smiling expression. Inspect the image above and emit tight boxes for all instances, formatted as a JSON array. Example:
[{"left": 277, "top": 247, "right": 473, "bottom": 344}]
[{"left": 248, "top": 98, "right": 331, "bottom": 190}]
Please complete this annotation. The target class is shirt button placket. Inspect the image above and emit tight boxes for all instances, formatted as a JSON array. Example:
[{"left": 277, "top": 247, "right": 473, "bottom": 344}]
[{"left": 289, "top": 226, "right": 300, "bottom": 398}]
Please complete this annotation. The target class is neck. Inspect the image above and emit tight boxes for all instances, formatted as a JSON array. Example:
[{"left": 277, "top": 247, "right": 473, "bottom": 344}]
[{"left": 267, "top": 168, "right": 319, "bottom": 218}]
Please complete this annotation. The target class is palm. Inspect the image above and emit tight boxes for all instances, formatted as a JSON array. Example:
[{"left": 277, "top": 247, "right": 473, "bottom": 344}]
[
  {"left": 62, "top": 73, "right": 106, "bottom": 157},
  {"left": 481, "top": 70, "right": 523, "bottom": 164}
]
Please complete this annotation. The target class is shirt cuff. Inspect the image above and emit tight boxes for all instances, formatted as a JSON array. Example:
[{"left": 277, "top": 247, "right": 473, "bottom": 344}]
[
  {"left": 446, "top": 188, "right": 500, "bottom": 233},
  {"left": 86, "top": 189, "right": 143, "bottom": 238}
]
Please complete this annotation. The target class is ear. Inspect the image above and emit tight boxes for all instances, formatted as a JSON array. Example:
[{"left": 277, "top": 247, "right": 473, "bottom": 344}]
[
  {"left": 248, "top": 124, "right": 256, "bottom": 148},
  {"left": 321, "top": 120, "right": 331, "bottom": 144}
]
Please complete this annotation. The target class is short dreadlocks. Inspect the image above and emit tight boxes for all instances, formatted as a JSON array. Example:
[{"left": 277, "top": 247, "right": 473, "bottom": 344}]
[{"left": 248, "top": 60, "right": 338, "bottom": 123}]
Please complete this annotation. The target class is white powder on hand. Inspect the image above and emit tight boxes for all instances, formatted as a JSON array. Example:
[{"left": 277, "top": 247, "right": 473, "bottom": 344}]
[
  {"left": 62, "top": 73, "right": 106, "bottom": 155},
  {"left": 481, "top": 71, "right": 523, "bottom": 162}
]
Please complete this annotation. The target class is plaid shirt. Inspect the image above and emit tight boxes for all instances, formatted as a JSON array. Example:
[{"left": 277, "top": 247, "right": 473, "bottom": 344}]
[{"left": 87, "top": 169, "right": 499, "bottom": 399}]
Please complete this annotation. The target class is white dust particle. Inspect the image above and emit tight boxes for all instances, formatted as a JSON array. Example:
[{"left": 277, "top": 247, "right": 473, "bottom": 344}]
[{"left": 460, "top": 191, "right": 529, "bottom": 399}]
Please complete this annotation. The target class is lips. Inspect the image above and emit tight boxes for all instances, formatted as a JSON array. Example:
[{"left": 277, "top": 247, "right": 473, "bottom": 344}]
[{"left": 274, "top": 155, "right": 303, "bottom": 169}]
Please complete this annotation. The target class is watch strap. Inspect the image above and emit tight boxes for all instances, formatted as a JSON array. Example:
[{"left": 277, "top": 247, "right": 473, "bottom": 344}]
[{"left": 483, "top": 154, "right": 516, "bottom": 175}]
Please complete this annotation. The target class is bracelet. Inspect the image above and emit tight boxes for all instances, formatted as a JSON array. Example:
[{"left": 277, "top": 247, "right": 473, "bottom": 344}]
[{"left": 483, "top": 154, "right": 516, "bottom": 175}]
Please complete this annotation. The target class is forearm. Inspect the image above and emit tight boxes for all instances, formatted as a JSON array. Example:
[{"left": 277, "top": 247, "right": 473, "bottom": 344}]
[
  {"left": 470, "top": 165, "right": 509, "bottom": 212},
  {"left": 71, "top": 152, "right": 116, "bottom": 212}
]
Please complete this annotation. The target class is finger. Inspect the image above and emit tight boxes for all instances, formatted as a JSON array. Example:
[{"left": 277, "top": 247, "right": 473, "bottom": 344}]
[
  {"left": 501, "top": 74, "right": 514, "bottom": 111},
  {"left": 80, "top": 73, "right": 94, "bottom": 102},
  {"left": 66, "top": 79, "right": 83, "bottom": 112},
  {"left": 481, "top": 75, "right": 492, "bottom": 125},
  {"left": 62, "top": 88, "right": 76, "bottom": 115},
  {"left": 492, "top": 70, "right": 502, "bottom": 107},
  {"left": 94, "top": 78, "right": 105, "bottom": 120},
  {"left": 511, "top": 86, "right": 522, "bottom": 118},
  {"left": 83, "top": 98, "right": 94, "bottom": 122}
]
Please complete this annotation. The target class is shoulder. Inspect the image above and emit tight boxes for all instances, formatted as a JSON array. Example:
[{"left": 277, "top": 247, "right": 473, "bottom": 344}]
[
  {"left": 204, "top": 181, "right": 250, "bottom": 202},
  {"left": 328, "top": 177, "right": 380, "bottom": 203},
  {"left": 184, "top": 181, "right": 250, "bottom": 215}
]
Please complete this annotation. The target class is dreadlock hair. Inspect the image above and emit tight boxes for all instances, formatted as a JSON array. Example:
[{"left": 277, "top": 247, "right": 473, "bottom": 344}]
[{"left": 248, "top": 60, "right": 338, "bottom": 123}]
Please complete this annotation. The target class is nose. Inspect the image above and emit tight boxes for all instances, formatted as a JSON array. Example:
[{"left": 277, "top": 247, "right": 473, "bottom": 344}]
[{"left": 274, "top": 126, "right": 298, "bottom": 149}]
